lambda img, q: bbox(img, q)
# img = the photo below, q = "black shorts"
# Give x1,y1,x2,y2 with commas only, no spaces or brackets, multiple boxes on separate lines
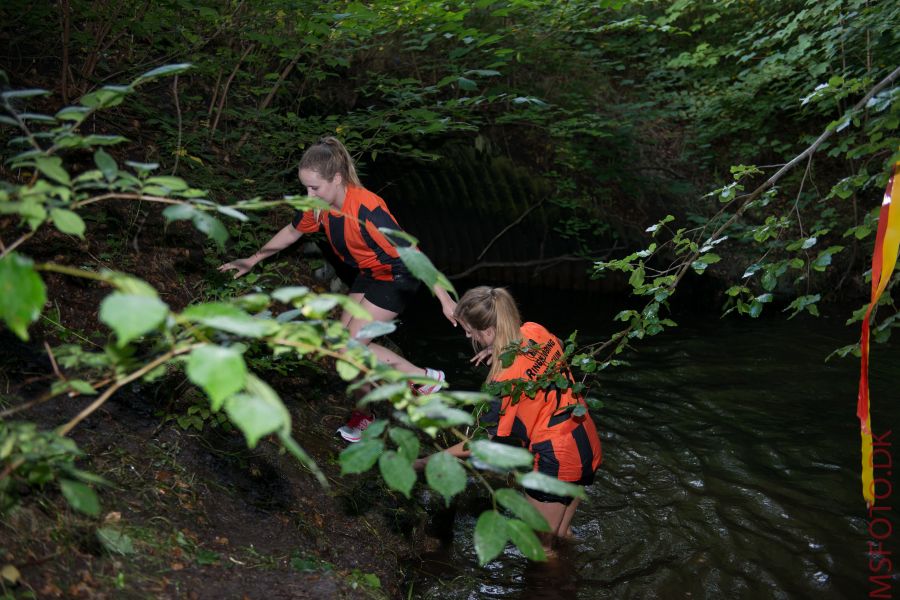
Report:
525,470,595,506
350,274,420,314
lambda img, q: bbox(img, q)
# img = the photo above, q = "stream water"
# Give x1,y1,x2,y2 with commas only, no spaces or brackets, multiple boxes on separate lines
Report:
395,284,898,599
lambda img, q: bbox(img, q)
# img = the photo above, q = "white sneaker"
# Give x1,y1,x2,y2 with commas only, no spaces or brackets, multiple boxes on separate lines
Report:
414,368,445,395
336,410,375,443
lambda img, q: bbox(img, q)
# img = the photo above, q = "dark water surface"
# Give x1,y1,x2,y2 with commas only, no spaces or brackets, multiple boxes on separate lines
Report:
397,286,898,599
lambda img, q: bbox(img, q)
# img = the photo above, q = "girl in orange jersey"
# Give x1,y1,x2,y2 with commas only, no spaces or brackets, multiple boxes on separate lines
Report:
220,137,457,442
414,286,602,544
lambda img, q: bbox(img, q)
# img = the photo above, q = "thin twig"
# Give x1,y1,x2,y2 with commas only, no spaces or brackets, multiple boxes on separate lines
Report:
584,65,900,359
56,346,195,437
43,342,62,380
171,75,182,176
0,378,112,420
60,0,70,103
475,199,545,262
0,230,35,259
69,192,187,210
207,69,222,119
210,44,254,138
233,49,305,154
450,254,595,280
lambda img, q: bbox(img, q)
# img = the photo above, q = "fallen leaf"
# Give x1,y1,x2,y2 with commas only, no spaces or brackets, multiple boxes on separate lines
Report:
1,564,20,584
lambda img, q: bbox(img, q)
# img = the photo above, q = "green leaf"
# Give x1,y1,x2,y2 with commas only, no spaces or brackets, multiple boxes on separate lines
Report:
233,293,270,313
395,246,456,296
181,303,276,337
474,510,508,565
59,478,100,516
361,419,388,441
464,69,501,77
124,160,158,173
224,376,289,447
272,286,310,303
35,156,71,186
340,439,384,474
335,359,361,381
376,227,419,246
360,382,409,405
216,205,248,221
506,518,546,561
93,149,117,180
145,176,188,191
355,320,396,340
133,63,192,86
50,208,85,238
2,88,50,100
80,86,129,109
106,272,158,296
389,427,419,462
96,527,135,555
81,134,128,146
162,204,196,221
517,471,586,500
425,451,467,506
68,380,97,395
0,253,46,341
18,112,55,123
457,77,477,91
378,450,416,498
99,293,169,346
192,212,228,251
413,399,474,427
495,488,550,532
55,106,91,123
301,295,339,317
186,345,247,411
470,440,534,469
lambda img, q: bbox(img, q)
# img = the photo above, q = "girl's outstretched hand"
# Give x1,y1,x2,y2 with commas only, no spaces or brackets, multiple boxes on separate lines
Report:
218,257,256,279
441,300,458,327
471,347,492,367
433,285,457,327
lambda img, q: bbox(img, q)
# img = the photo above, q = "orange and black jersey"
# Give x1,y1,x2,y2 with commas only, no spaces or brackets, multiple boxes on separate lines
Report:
482,322,602,482
292,186,412,282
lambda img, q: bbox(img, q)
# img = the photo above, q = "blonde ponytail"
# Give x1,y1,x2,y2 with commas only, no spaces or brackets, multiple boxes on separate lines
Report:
453,286,522,382
298,136,362,187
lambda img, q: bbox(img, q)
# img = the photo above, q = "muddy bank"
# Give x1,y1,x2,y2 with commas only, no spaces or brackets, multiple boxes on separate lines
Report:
0,208,427,599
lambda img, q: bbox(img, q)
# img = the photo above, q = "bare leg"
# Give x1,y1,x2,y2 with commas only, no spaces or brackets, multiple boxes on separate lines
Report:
344,297,427,376
338,293,365,328
527,496,568,551
336,294,429,421
557,497,581,539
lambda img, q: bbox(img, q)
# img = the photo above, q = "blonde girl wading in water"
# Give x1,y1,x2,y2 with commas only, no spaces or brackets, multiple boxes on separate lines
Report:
414,286,602,547
219,137,457,442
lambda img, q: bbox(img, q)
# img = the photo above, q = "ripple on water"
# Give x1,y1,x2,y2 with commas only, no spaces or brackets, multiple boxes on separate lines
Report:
408,315,893,599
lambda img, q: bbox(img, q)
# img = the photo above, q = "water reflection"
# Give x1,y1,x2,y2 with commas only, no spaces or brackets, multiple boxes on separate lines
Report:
401,300,896,599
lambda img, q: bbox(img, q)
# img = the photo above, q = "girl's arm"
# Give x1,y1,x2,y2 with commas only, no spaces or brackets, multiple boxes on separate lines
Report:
413,439,475,471
433,284,457,327
218,224,303,279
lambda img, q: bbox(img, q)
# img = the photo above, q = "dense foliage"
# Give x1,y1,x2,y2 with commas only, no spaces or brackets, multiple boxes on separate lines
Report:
1,0,898,567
